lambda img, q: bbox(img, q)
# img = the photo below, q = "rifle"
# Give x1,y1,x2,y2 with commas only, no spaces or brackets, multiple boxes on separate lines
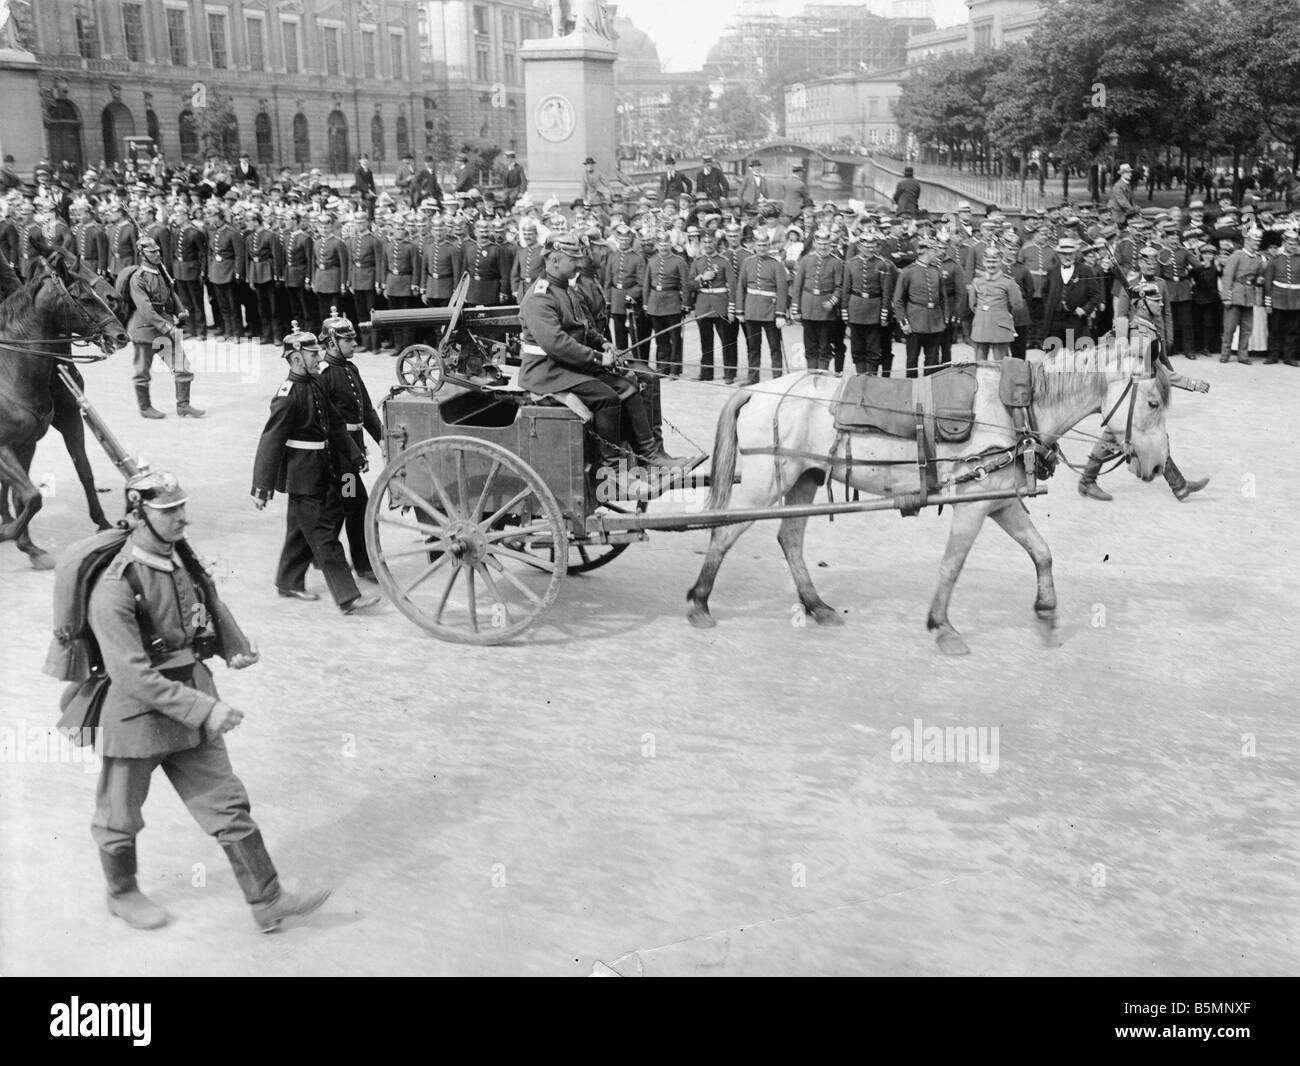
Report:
56,365,258,668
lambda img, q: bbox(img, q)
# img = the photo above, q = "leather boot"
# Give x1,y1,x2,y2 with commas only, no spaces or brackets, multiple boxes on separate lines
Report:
222,830,331,933
1164,457,1209,501
1077,443,1114,501
100,846,169,930
623,392,701,470
175,378,205,418
135,384,165,419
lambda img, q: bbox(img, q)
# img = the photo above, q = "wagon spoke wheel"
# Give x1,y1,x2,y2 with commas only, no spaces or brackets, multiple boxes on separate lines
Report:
499,495,648,574
365,436,567,645
396,343,445,391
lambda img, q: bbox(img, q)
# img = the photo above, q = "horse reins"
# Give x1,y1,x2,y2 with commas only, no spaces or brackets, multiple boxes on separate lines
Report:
0,267,121,362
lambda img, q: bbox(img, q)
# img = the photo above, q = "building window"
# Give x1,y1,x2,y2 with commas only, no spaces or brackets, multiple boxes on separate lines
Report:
361,30,376,78
473,5,489,36
503,48,516,83
293,112,310,164
390,33,406,80
208,12,228,69
396,114,409,157
179,109,198,161
122,4,146,62
246,17,265,71
502,14,515,42
167,8,189,66
973,23,993,52
867,98,878,118
370,114,385,161
282,19,300,74
323,26,341,76
475,45,490,82
255,112,273,164
75,8,100,60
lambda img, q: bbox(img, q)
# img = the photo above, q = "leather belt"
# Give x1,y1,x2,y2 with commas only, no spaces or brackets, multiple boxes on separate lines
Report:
345,423,362,432
286,439,325,450
749,288,777,297
1274,282,1300,289
699,287,729,294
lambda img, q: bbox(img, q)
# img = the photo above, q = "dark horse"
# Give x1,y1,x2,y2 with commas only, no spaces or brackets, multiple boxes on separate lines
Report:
0,252,129,569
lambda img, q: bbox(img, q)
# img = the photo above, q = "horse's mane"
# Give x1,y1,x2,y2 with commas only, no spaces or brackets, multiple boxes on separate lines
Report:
0,272,42,334
1029,361,1108,410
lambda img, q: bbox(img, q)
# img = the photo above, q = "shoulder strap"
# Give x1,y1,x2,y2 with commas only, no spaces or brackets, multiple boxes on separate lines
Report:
120,561,167,662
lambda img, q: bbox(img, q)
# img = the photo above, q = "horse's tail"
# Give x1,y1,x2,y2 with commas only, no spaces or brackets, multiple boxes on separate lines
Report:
704,389,752,512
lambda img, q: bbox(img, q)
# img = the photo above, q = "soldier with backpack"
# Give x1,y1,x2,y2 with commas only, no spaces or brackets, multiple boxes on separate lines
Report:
125,236,204,419
59,468,331,932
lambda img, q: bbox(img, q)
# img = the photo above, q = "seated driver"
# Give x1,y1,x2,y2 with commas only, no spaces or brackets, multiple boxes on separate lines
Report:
519,234,700,488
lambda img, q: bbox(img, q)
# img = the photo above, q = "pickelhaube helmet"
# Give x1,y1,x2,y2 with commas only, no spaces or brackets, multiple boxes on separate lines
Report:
281,322,320,361
125,467,188,512
136,236,161,256
319,305,356,344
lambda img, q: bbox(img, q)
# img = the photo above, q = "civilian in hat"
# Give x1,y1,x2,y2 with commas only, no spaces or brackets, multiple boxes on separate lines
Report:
410,154,442,210
782,165,812,224
893,166,922,216
1042,236,1101,348
1107,163,1136,225
581,156,613,211
501,149,527,208
697,154,729,202
660,156,691,202
234,151,259,188
0,154,20,193
738,159,768,212
1189,239,1223,357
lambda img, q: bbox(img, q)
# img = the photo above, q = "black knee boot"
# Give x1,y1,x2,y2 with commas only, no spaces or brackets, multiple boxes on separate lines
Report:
222,830,331,933
1163,456,1209,501
622,392,692,468
100,845,169,930
1078,442,1114,501
175,378,205,418
135,384,165,419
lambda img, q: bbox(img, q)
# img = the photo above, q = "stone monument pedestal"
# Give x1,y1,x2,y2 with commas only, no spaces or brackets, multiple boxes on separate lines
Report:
0,48,43,169
521,33,617,206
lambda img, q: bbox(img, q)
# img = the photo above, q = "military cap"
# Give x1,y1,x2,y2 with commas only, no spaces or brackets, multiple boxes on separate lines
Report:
582,156,596,165
1188,200,1205,211
549,233,583,257
125,468,188,512
1055,236,1080,254
1137,243,1160,258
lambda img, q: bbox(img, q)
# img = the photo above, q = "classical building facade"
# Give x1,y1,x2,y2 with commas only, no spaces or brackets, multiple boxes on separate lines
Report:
26,0,422,175
905,0,1043,66
783,68,907,150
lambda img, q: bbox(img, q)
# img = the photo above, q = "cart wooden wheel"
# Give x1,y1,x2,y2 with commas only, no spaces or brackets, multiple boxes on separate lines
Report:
498,496,647,574
396,343,445,390
365,436,567,644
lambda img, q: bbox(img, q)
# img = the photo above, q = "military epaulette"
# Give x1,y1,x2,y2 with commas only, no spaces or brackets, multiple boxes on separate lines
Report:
276,380,293,398
532,279,549,294
103,550,132,582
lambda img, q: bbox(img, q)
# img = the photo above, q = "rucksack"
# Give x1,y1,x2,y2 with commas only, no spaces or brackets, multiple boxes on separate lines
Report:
114,263,140,304
44,529,129,683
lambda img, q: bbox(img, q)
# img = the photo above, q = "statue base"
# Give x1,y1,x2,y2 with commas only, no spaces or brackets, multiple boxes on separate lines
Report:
0,50,43,171
521,34,618,207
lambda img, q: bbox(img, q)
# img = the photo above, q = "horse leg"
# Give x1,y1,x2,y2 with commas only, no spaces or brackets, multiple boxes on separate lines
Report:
0,443,51,569
777,470,842,626
687,519,758,629
54,403,111,530
990,501,1060,647
926,501,994,656
13,440,54,569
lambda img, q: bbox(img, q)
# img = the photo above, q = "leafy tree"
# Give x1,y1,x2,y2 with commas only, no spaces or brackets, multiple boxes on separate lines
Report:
708,87,771,144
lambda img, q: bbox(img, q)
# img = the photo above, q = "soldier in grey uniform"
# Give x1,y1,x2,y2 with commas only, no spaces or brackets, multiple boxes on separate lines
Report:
86,468,330,932
127,237,204,419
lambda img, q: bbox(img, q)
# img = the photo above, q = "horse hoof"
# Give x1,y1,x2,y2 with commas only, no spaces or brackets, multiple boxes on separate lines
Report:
1034,611,1063,648
935,629,970,656
28,552,55,571
811,605,844,627
686,607,717,630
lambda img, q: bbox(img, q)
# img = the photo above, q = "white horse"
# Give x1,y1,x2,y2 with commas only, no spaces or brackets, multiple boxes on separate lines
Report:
686,358,1172,655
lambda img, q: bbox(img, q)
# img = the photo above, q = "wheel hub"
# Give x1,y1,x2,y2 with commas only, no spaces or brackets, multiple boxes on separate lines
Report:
443,519,488,564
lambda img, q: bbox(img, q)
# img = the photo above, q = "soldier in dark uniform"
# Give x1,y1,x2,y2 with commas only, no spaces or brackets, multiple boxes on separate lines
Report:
1263,225,1300,365
168,204,207,340
127,237,204,419
84,467,331,932
511,219,546,306
735,231,789,384
251,328,380,614
791,228,844,371
282,209,315,335
891,236,948,377
71,197,109,279
519,235,694,491
244,209,278,346
600,223,644,360
460,218,509,308
107,199,139,282
205,203,242,341
311,212,349,334
643,231,690,376
420,215,461,308
686,231,735,381
840,229,897,375
318,309,383,579
345,210,385,351
381,214,420,353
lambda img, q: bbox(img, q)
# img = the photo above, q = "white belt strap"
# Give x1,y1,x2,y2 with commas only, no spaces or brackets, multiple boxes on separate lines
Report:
749,288,777,297
286,439,326,450
345,422,362,431
522,343,547,357
699,287,729,294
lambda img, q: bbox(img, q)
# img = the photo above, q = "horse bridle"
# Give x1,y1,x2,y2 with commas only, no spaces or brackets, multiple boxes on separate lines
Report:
0,265,122,362
1098,372,1158,465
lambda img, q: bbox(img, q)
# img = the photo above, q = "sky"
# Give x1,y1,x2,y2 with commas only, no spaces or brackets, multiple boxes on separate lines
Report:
610,0,973,72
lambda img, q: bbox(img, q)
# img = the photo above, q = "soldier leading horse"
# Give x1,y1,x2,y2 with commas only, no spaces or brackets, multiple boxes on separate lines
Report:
0,252,129,568
687,357,1172,654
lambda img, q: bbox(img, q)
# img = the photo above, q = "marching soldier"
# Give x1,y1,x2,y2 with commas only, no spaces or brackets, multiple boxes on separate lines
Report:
643,231,690,377
169,204,207,340
420,215,461,308
841,229,897,376
250,327,380,615
735,232,789,384
345,211,385,351
686,231,735,382
790,228,844,371
127,236,204,420
244,209,278,347
891,236,948,377
204,203,242,341
311,212,349,334
84,467,331,932
318,309,383,579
